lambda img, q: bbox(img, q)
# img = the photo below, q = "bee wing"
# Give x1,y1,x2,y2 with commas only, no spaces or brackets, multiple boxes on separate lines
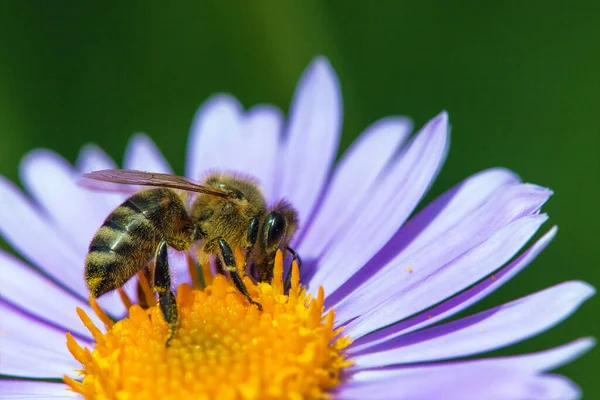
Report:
77,176,139,194
82,169,229,197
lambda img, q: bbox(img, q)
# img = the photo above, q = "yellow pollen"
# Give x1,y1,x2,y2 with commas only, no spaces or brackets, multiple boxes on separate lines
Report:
65,251,353,399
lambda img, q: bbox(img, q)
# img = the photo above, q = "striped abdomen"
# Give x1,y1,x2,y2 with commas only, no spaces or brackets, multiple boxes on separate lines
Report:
85,188,191,297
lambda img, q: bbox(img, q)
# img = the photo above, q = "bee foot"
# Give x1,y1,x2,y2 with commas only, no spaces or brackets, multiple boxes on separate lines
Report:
251,299,263,311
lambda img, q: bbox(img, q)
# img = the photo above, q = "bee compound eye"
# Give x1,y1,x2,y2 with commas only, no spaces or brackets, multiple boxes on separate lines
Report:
264,212,286,249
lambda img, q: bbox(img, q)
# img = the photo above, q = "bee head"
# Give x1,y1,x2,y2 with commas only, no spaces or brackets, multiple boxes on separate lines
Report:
262,200,298,254
253,200,298,282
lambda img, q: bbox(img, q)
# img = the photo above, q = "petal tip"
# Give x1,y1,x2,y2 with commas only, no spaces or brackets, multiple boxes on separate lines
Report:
202,93,243,110
545,225,559,239
19,148,67,184
581,282,597,298
309,55,334,75
578,336,597,351
301,56,340,94
78,143,103,157
20,148,58,167
190,93,244,131
564,280,597,302
131,131,149,140
439,109,449,122
429,110,449,128
424,110,449,136
126,132,152,151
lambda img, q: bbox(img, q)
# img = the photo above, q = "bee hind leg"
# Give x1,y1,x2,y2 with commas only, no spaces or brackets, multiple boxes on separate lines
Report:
216,238,262,311
153,240,179,346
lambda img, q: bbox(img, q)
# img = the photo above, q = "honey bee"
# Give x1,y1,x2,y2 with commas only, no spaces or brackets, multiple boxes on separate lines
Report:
83,169,299,343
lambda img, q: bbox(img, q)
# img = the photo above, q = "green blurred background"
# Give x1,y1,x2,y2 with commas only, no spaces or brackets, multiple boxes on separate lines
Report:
1,1,598,396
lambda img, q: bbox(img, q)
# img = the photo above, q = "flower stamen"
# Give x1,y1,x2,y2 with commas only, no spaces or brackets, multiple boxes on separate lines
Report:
65,251,353,399
136,269,156,307
88,296,114,329
117,287,133,310
186,253,203,289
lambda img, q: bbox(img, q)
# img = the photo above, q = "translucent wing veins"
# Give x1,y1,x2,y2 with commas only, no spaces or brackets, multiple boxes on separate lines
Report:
82,169,230,197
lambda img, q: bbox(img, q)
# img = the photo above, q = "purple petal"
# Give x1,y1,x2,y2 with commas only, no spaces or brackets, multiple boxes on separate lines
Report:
185,94,244,180
124,133,173,173
350,281,594,367
0,176,128,317
0,380,77,399
75,144,131,224
350,227,557,351
382,168,520,255
234,105,283,202
343,214,548,338
76,143,118,172
275,57,342,227
202,104,284,202
333,182,551,325
0,176,88,297
0,302,80,378
0,250,100,340
336,369,580,400
298,117,412,258
20,150,111,253
326,167,520,306
169,247,193,287
309,111,449,295
351,337,595,379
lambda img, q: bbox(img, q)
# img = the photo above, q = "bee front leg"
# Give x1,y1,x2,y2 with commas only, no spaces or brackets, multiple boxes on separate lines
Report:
243,216,260,275
153,240,179,346
215,238,262,311
284,246,302,292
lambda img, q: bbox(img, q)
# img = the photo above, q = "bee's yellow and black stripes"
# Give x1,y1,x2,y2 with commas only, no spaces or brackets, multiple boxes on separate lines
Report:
85,189,191,298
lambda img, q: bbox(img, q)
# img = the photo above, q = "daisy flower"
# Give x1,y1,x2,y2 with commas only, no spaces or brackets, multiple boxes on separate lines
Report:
0,57,595,400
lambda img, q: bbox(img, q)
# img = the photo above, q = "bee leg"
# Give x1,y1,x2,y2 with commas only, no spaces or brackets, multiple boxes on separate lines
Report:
284,246,302,291
153,240,179,346
239,216,260,280
216,238,263,311
243,216,260,274
214,257,225,276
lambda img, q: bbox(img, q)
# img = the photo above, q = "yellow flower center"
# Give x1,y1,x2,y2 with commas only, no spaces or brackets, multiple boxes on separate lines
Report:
64,251,353,400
